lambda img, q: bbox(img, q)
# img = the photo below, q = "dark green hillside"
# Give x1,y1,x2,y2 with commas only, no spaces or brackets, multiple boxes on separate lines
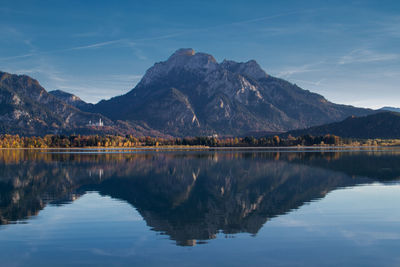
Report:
286,112,400,139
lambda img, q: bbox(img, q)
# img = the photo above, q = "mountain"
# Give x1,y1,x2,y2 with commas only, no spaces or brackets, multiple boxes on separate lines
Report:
0,71,165,136
380,106,400,113
285,111,400,139
90,48,374,136
49,89,94,111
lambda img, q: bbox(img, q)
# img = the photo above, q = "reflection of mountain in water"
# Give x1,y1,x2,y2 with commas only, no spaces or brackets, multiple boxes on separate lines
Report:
0,149,399,246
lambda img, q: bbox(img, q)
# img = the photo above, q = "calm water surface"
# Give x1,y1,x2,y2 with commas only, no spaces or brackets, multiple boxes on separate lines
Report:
0,149,400,266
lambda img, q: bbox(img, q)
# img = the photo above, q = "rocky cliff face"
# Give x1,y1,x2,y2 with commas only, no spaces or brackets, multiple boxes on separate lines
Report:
91,48,374,136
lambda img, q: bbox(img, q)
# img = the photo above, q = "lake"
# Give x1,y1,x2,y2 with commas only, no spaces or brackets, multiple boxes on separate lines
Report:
0,148,400,266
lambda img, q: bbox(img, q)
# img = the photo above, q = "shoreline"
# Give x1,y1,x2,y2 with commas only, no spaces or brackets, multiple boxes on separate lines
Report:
1,145,400,151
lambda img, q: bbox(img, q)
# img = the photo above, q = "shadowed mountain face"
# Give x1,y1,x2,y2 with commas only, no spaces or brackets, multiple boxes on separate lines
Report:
0,149,398,246
286,111,400,139
91,48,373,136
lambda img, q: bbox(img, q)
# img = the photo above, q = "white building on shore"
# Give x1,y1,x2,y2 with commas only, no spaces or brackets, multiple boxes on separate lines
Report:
88,118,104,127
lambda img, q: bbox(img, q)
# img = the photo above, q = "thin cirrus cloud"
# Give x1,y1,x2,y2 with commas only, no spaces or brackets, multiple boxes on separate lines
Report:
0,39,127,61
5,57,143,103
274,62,324,79
56,73,143,102
0,34,180,62
338,49,399,65
0,9,313,62
69,39,125,50
10,61,68,84
290,78,325,87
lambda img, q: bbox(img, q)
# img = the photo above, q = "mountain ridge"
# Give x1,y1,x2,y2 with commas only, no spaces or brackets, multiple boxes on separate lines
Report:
284,111,400,139
380,106,400,113
49,89,94,111
0,48,381,137
89,48,374,136
0,71,168,137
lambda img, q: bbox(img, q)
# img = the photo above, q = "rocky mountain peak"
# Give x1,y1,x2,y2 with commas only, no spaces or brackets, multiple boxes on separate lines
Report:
0,71,44,99
169,48,196,58
49,89,94,111
90,49,373,137
221,59,268,80
166,48,217,70
140,48,218,86
50,90,82,101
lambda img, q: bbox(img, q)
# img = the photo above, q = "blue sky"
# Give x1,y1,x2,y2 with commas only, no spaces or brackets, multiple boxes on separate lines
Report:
0,0,399,108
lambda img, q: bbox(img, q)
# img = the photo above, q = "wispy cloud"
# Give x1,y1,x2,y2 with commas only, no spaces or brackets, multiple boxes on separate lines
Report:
212,8,326,33
0,39,126,61
0,7,29,15
56,81,136,103
45,72,143,103
1,9,315,62
0,35,182,62
0,25,20,36
9,60,68,85
275,61,324,79
154,9,321,39
227,10,310,27
341,229,400,246
107,74,143,81
290,78,325,87
71,31,102,38
0,25,35,51
69,39,125,50
338,49,399,65
374,15,400,38
0,52,36,61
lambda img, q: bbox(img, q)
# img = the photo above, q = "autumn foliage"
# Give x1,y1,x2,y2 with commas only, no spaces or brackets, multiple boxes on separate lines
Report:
0,134,347,148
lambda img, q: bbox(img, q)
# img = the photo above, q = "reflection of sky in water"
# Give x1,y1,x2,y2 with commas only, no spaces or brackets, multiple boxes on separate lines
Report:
1,183,400,266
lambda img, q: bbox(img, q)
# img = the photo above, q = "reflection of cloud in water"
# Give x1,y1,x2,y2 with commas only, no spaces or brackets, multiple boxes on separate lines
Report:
341,230,400,245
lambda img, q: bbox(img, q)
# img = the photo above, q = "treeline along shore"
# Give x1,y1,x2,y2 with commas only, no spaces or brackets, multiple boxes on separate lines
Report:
0,134,399,148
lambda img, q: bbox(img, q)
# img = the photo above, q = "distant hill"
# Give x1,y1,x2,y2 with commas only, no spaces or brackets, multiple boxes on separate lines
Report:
49,90,94,111
380,106,400,113
285,111,400,139
89,48,374,136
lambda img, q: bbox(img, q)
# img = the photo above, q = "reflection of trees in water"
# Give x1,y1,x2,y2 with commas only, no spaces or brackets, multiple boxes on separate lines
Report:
0,150,398,245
